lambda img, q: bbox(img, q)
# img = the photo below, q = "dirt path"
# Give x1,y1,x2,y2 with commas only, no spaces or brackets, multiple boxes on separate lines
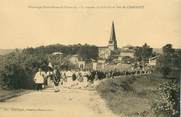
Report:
0,88,126,117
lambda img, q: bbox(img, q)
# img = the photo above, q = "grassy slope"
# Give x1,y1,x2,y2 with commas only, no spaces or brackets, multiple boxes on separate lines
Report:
96,74,167,117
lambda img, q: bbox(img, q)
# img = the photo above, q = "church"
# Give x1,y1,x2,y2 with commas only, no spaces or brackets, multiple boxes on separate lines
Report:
98,21,119,59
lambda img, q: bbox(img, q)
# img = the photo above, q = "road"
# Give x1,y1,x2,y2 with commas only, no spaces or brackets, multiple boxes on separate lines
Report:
0,88,125,117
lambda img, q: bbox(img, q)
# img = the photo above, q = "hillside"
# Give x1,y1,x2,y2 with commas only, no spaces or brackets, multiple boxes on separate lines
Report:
96,74,180,117
0,49,14,55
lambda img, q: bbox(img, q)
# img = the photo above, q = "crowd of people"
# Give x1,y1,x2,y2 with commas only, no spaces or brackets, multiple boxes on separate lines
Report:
33,65,93,92
33,63,154,92
34,67,62,92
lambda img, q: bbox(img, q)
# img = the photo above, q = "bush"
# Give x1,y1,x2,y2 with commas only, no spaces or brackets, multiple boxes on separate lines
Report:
0,50,48,89
152,80,180,117
0,63,28,89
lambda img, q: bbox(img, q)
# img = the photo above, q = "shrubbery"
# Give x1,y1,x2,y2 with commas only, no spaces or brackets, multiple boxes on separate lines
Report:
0,49,49,89
153,44,180,116
152,80,180,117
0,62,27,89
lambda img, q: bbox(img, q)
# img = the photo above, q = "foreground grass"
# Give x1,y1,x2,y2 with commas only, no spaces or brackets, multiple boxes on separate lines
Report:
96,74,167,117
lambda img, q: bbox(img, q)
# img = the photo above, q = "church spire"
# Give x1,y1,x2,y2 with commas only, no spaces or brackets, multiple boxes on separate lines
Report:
110,21,116,42
108,21,117,50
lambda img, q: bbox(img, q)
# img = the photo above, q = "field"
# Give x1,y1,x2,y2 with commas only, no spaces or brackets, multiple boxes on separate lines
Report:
96,74,171,117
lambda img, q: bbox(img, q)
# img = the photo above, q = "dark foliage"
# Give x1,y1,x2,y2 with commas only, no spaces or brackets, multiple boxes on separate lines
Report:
134,43,153,61
157,44,181,80
0,44,98,89
23,44,98,60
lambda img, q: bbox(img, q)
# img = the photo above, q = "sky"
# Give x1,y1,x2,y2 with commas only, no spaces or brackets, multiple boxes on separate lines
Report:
0,0,181,49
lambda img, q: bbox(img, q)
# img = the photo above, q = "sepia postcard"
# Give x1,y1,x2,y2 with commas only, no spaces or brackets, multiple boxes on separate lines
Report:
0,0,180,117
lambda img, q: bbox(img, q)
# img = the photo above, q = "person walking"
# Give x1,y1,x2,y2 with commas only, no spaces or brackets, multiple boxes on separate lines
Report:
94,71,98,80
46,64,54,88
61,70,67,88
81,70,88,88
66,69,73,88
34,68,45,91
53,68,61,92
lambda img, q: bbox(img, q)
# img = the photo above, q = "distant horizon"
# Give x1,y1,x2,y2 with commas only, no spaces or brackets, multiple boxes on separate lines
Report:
0,42,180,50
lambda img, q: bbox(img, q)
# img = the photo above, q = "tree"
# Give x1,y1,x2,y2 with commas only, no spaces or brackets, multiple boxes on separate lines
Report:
163,44,175,56
158,44,180,80
134,43,153,61
0,51,29,89
77,44,98,60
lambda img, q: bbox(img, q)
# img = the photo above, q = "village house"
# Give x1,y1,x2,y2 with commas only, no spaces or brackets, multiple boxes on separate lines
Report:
118,45,136,64
69,55,97,70
69,54,82,65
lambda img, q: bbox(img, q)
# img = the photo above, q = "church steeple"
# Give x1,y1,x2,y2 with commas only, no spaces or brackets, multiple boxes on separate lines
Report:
108,21,117,50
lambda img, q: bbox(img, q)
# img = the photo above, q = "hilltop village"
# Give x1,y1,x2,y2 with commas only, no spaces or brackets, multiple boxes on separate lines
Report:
48,22,157,72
